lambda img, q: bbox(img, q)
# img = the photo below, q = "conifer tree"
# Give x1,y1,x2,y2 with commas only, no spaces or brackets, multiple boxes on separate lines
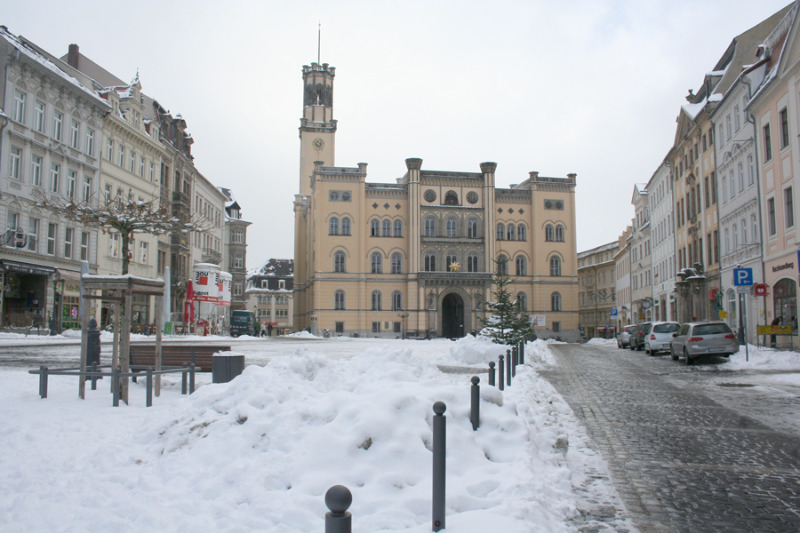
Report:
481,258,535,345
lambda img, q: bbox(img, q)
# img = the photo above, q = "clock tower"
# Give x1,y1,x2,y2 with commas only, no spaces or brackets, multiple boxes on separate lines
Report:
299,62,336,196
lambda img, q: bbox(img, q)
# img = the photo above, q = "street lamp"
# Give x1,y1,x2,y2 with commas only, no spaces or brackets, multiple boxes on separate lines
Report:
397,309,409,340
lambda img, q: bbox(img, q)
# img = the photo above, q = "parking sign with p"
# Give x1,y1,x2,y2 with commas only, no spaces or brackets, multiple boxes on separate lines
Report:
733,268,753,286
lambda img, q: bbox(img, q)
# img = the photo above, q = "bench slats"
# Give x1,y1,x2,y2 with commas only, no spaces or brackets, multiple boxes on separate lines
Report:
129,345,231,372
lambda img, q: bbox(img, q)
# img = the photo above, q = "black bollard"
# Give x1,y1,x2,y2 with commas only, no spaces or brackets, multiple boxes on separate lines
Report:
512,346,518,377
181,363,188,395
325,485,352,533
470,376,480,431
506,349,512,386
39,365,48,398
189,363,196,394
87,318,101,367
91,362,98,391
519,341,525,365
498,355,505,391
112,367,120,407
488,361,495,387
432,401,446,532
146,367,154,407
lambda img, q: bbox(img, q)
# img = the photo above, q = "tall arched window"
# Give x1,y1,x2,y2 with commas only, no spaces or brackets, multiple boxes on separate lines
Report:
517,224,526,241
371,252,383,273
555,224,565,242
468,219,479,238
551,292,562,312
425,252,436,272
391,290,402,311
496,223,505,241
334,251,346,273
341,217,351,235
446,218,457,238
516,255,527,276
507,224,515,241
393,219,403,237
382,219,391,237
517,292,527,312
467,254,479,273
497,255,509,275
444,190,459,205
329,217,339,235
334,290,345,310
545,224,555,241
446,254,458,271
371,290,382,311
370,219,380,236
391,252,402,273
550,256,562,277
726,288,737,329
773,278,796,324
425,217,436,237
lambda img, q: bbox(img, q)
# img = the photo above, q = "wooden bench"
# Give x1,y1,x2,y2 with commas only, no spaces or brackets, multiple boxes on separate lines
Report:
129,345,231,372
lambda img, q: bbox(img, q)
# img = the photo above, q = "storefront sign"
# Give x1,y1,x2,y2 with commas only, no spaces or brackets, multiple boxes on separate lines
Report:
772,262,794,273
754,283,768,296
757,325,792,335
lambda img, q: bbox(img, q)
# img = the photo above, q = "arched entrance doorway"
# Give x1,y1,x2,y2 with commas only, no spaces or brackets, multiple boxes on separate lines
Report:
442,293,465,338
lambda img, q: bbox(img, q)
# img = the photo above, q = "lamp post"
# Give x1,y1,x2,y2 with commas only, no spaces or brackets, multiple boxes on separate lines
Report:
50,271,60,335
398,310,409,339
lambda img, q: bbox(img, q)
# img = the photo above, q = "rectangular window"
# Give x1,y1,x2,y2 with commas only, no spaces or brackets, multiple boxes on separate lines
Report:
31,155,42,187
234,282,243,296
9,146,22,180
47,223,57,255
86,129,94,156
118,145,125,167
764,124,773,161
34,100,45,133
149,161,155,182
704,177,710,208
780,107,790,149
67,170,76,199
139,156,145,177
140,241,148,263
81,176,91,202
713,230,719,264
70,119,80,149
28,218,39,252
553,322,561,333
104,183,112,204
13,89,26,123
372,322,381,333
50,162,60,192
335,322,344,334
53,111,63,141
129,151,136,173
7,212,19,234
109,232,120,258
785,187,794,228
80,231,89,261
106,138,114,160
234,256,244,268
64,228,73,259
767,197,776,236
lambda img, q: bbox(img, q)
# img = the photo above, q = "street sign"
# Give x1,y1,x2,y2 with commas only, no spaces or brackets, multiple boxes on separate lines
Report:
719,310,729,319
733,268,754,286
754,283,768,296
610,308,618,317
737,285,751,294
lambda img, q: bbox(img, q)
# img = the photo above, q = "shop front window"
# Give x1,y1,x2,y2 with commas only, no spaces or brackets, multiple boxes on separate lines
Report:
773,278,797,328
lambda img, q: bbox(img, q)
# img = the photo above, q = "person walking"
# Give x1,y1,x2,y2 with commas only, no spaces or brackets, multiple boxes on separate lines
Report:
770,315,781,348
267,323,273,337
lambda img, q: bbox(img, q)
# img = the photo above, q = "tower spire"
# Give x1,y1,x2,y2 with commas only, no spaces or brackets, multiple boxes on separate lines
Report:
317,22,321,64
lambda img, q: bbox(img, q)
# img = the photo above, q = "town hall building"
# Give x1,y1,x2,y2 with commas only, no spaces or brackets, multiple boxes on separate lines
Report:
293,61,579,340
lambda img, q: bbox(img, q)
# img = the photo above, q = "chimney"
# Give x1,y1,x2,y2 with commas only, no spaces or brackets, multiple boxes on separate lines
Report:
67,44,79,68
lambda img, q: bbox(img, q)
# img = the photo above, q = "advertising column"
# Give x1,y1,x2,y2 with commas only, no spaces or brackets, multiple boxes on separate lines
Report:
193,263,220,335
217,271,232,334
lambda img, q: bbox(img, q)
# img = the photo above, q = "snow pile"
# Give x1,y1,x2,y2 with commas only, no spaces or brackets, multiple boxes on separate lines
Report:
586,338,616,346
284,330,320,339
0,338,617,532
447,335,507,365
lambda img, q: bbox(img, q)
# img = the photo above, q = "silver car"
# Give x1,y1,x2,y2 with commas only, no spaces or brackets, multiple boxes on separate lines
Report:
670,321,739,364
617,324,636,348
645,321,681,355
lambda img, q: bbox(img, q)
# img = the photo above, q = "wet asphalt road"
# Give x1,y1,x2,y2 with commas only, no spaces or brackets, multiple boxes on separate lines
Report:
540,342,800,533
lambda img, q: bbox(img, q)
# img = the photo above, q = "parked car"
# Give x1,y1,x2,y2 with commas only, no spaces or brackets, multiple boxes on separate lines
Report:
644,321,681,355
669,321,739,364
630,322,652,351
617,324,636,348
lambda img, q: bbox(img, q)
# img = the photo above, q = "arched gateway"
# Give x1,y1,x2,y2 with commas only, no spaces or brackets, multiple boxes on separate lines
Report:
441,293,465,338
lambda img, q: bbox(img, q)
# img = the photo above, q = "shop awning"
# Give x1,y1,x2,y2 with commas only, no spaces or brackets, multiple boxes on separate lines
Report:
1,259,57,277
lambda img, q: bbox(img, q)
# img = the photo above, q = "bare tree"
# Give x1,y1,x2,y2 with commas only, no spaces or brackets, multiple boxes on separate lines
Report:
34,190,205,274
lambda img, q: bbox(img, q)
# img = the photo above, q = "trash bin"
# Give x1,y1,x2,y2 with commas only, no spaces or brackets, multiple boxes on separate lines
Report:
212,352,245,383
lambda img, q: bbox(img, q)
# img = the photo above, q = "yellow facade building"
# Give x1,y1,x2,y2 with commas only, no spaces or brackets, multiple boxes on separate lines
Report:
293,62,579,340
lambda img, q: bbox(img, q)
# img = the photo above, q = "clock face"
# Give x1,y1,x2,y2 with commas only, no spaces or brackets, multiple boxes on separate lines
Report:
312,137,325,150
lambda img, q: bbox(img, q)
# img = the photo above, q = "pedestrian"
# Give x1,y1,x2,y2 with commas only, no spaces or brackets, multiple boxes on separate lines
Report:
770,315,781,348
267,323,273,337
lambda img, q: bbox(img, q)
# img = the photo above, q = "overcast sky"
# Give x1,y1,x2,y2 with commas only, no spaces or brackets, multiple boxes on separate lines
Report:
4,0,794,269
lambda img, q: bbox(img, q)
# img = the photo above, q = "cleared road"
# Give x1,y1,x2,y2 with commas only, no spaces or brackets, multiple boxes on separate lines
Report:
541,342,800,533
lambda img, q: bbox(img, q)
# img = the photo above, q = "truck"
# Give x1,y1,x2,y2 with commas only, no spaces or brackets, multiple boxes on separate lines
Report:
230,310,256,337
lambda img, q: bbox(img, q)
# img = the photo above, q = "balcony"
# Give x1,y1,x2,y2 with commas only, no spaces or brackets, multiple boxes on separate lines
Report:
202,248,222,264
172,190,189,208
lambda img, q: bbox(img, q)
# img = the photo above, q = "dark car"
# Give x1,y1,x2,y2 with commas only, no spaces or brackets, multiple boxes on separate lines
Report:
630,322,652,351
617,324,637,348
670,321,739,364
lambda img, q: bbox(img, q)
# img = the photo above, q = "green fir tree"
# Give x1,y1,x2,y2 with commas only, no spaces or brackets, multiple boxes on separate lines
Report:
481,258,535,345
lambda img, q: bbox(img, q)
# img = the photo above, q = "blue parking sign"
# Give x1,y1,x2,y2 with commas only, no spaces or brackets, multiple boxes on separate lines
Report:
733,268,753,286
610,308,618,317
